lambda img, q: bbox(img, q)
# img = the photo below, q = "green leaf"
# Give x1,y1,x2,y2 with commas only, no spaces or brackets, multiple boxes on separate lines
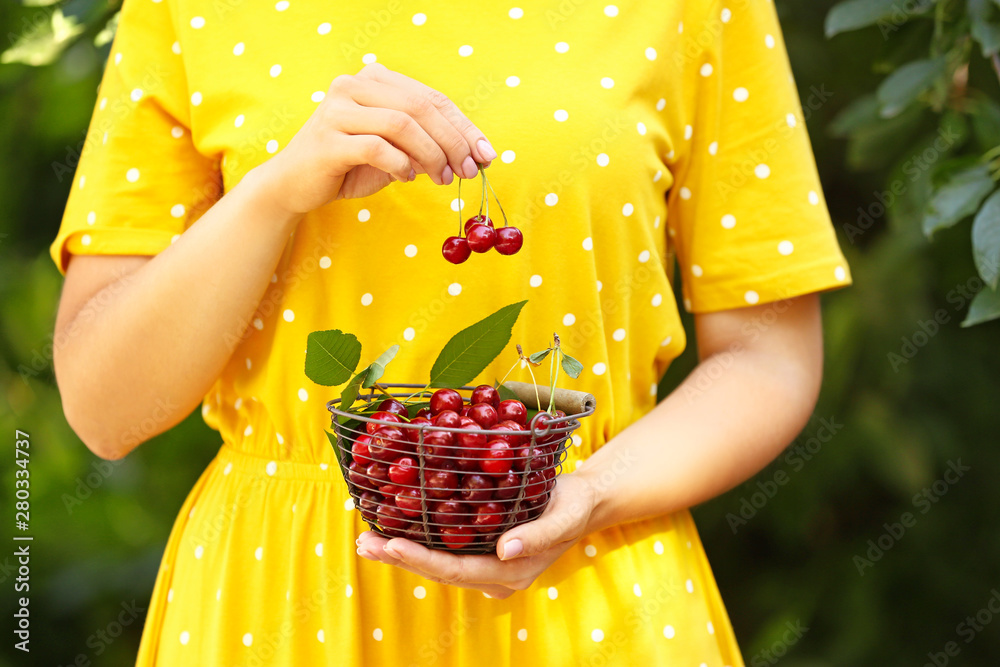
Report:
961,284,1000,326
825,0,931,38
923,165,995,237
337,369,368,412
973,190,1000,289
429,301,528,388
0,8,85,66
829,95,880,138
529,349,551,364
560,353,584,379
845,104,925,171
876,58,946,119
361,344,399,388
94,12,120,49
968,95,1000,150
325,429,350,473
496,382,519,402
304,330,362,386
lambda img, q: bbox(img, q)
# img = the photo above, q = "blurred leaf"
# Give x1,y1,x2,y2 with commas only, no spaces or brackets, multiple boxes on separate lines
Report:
969,0,1000,55
876,58,946,118
304,330,362,386
967,94,1000,149
1,8,85,66
428,301,527,388
93,11,120,48
972,190,1000,287
923,164,995,236
829,95,880,138
961,284,1000,325
825,0,924,38
846,104,925,171
361,344,399,388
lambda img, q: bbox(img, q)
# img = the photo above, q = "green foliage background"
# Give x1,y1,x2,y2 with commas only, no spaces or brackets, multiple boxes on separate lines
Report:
1,1,999,665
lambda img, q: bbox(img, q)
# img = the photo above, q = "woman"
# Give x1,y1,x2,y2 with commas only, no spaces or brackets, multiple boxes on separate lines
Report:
51,0,850,664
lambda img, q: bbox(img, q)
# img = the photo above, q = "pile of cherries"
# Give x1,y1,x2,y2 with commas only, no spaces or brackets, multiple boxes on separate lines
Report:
342,385,568,550
442,216,523,264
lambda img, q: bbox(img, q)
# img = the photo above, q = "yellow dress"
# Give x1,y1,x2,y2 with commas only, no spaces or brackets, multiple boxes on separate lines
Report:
52,1,851,664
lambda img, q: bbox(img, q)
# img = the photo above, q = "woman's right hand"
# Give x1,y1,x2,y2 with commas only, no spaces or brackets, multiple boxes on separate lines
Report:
255,63,497,214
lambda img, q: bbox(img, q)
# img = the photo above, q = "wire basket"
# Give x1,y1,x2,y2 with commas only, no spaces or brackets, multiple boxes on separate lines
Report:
327,383,596,554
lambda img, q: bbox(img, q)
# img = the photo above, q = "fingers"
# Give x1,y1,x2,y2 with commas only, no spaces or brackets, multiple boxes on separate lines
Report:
357,64,496,169
338,135,415,184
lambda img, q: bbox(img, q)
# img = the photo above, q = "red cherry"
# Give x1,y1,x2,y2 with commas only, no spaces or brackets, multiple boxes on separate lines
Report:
406,416,433,442
494,227,523,255
378,482,402,497
416,430,454,468
524,470,547,499
388,456,419,486
366,411,402,435
460,405,473,417
441,525,475,549
376,503,408,530
464,215,493,235
497,400,528,426
470,384,501,409
442,236,471,264
496,420,528,446
494,472,521,500
395,487,426,517
415,407,433,419
351,434,375,467
369,425,409,461
424,469,459,500
433,410,461,429
358,490,382,513
473,501,506,530
466,224,497,253
459,474,496,502
365,462,390,489
513,446,553,473
347,461,374,491
432,500,471,527
480,440,514,475
456,423,487,450
430,388,463,415
458,416,478,429
468,403,499,429
377,398,408,416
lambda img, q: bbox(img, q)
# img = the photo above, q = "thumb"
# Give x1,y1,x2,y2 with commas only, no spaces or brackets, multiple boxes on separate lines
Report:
496,504,578,561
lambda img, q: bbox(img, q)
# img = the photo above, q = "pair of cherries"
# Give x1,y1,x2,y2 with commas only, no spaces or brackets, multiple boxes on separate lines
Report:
442,216,524,264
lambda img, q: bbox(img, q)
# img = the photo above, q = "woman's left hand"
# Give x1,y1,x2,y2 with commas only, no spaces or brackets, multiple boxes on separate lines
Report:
355,472,599,599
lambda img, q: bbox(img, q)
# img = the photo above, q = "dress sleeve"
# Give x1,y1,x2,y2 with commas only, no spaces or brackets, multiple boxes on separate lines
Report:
49,0,220,275
667,0,851,312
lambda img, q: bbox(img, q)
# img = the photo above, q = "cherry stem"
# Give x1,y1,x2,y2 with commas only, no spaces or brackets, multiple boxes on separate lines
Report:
516,344,542,410
457,177,463,236
481,167,509,227
548,340,558,414
479,165,487,219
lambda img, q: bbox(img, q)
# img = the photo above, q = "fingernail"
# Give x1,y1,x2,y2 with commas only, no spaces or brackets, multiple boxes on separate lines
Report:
408,168,416,182
356,537,361,546
441,165,454,185
501,539,523,560
383,545,401,559
461,155,478,179
478,139,498,162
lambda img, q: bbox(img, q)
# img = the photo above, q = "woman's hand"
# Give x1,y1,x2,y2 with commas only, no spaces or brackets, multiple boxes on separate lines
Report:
254,63,496,213
356,473,598,600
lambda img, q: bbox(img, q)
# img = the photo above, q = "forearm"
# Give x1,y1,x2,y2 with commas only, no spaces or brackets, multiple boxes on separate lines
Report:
576,342,821,535
55,167,301,457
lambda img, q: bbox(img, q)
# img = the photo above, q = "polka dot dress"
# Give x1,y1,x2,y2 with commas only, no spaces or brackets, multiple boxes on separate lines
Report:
51,1,850,665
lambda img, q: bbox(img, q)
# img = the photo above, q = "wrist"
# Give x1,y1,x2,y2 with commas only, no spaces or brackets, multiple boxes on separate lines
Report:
240,160,303,233
572,464,619,536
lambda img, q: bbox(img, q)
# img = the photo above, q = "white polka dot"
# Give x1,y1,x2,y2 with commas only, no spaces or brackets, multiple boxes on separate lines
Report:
509,7,524,19
276,433,284,445
346,584,353,597
362,53,377,64
169,204,186,219
317,22,331,34
835,266,847,281
592,362,607,376
317,629,325,643
403,327,415,341
343,497,354,511
168,588,174,602
311,91,325,103
190,16,205,29
653,215,660,228
591,629,605,642
130,88,144,102
744,290,760,304
319,256,331,269
448,283,462,296
554,109,568,122
660,336,672,347
99,98,107,111
650,382,658,396
555,42,570,55
459,45,474,57
684,297,692,311
283,309,295,322
765,34,776,48
126,168,140,183
315,542,323,557
582,237,593,251
190,92,202,106
651,293,662,307
358,209,371,222
596,153,609,167
361,293,373,306
584,544,597,557
171,125,183,139
721,214,736,229
638,250,651,263
809,190,820,205
679,21,684,33
604,5,618,17
170,234,180,245
547,587,558,600
686,579,694,593
622,203,634,216
684,125,693,140
86,211,96,225
171,41,181,54
529,274,543,287
102,132,108,144
562,313,576,326
250,317,264,331
244,424,254,437
679,187,692,200
275,0,289,10
692,264,703,277
373,628,383,641
234,114,245,128
413,586,426,599
517,628,528,641
223,462,233,475
600,77,614,89
708,141,718,155
179,630,190,645
707,621,715,634
733,87,749,102
545,193,559,206
755,164,771,179
656,98,666,111
778,240,794,255
636,123,648,137
298,388,308,401
700,63,714,77
412,13,426,25
80,234,92,246
663,625,675,639
612,328,626,341
596,280,603,292
265,460,277,476
269,64,282,77
266,140,278,154
654,170,662,182
501,150,516,163
449,199,464,212
644,46,657,61
233,42,245,56
786,113,797,128
506,75,520,87
194,545,204,559
653,540,664,554
633,583,642,597
242,633,253,647
404,244,418,258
